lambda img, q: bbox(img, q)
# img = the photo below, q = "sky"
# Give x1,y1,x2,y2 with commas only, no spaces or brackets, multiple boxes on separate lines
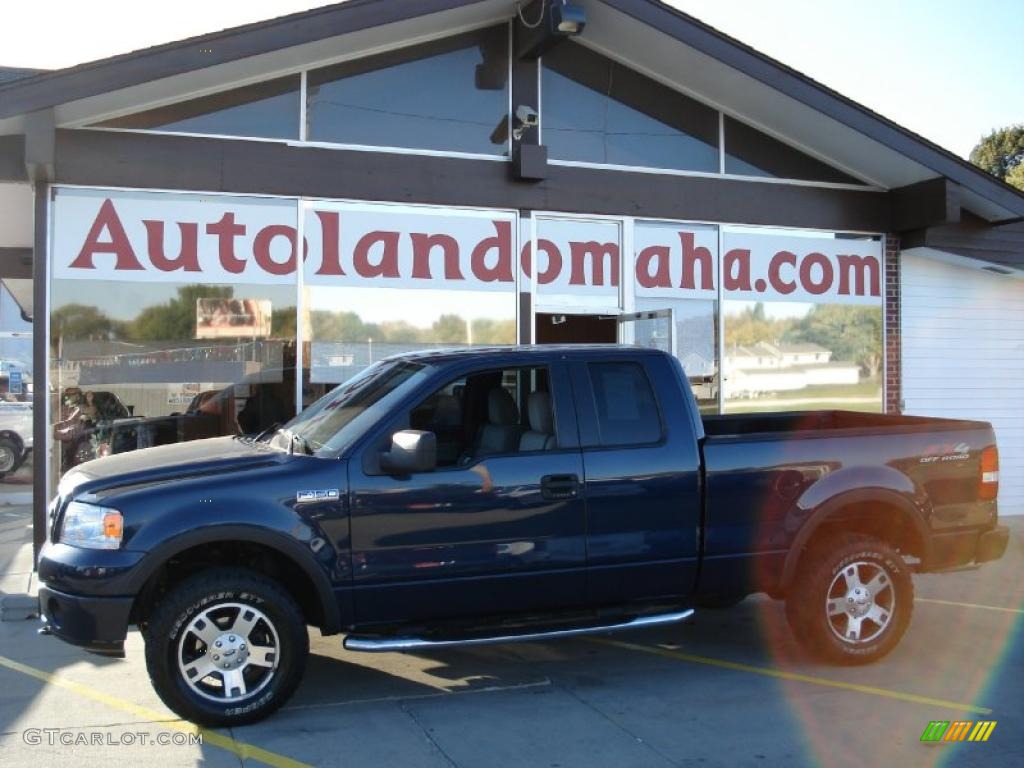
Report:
0,0,1020,158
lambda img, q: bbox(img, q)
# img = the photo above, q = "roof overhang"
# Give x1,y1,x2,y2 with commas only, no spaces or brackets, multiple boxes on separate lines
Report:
0,0,1021,224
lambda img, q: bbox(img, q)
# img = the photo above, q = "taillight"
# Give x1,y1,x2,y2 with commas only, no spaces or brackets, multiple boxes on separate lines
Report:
979,446,999,501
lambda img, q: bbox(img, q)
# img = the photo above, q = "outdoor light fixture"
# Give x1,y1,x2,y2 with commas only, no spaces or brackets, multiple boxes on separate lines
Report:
515,0,587,59
550,1,586,35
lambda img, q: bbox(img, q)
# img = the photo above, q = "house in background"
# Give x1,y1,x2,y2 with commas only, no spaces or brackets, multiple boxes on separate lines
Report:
724,341,859,399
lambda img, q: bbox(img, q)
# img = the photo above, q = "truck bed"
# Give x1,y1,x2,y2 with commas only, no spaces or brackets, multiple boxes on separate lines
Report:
701,410,989,439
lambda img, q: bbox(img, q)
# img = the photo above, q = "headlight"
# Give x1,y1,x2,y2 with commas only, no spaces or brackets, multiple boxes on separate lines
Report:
60,501,123,550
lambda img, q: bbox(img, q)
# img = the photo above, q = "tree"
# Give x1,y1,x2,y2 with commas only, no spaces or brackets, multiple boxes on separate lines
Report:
969,125,1024,184
1006,162,1024,192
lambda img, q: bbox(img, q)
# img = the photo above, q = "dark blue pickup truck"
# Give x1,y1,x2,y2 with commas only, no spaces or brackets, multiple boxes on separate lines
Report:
38,346,1008,725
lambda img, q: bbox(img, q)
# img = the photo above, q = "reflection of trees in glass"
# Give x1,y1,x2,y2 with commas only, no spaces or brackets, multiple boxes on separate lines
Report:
53,290,515,346
788,305,882,378
725,302,882,376
310,310,514,345
725,303,795,348
129,285,233,341
52,304,125,341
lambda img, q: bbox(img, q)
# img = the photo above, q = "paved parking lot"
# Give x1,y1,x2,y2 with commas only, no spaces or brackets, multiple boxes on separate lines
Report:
1,504,1021,767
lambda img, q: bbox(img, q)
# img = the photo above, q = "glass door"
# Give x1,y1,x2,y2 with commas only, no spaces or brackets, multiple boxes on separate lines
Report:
618,309,675,355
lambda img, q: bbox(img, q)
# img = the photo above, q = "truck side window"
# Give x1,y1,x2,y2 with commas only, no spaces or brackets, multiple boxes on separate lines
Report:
587,362,663,446
402,365,555,468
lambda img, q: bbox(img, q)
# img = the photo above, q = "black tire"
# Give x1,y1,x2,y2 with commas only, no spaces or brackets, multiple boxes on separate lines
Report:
143,568,309,726
0,437,20,477
785,534,913,665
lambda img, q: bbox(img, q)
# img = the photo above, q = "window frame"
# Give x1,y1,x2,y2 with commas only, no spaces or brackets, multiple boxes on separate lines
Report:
577,358,667,450
361,362,568,476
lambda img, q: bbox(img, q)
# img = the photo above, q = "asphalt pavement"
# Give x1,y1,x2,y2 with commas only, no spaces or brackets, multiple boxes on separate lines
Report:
1,503,1021,768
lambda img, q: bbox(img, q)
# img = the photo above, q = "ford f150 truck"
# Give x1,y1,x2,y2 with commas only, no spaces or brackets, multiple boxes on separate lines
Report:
37,346,1008,725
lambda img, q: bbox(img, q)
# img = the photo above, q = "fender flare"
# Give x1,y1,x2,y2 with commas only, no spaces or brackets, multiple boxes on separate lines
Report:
779,488,930,591
127,524,342,634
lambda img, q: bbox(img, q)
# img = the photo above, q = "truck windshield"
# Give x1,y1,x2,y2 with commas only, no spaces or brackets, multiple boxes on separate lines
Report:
270,359,430,456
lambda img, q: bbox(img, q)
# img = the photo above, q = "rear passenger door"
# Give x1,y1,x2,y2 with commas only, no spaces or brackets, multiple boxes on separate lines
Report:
348,360,588,625
571,355,702,604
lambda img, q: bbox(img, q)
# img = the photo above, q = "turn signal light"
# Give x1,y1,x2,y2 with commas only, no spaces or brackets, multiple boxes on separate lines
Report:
102,511,123,539
979,446,999,501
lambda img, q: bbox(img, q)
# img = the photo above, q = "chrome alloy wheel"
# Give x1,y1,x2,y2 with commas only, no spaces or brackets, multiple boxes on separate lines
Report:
0,444,15,473
825,561,895,644
177,602,280,703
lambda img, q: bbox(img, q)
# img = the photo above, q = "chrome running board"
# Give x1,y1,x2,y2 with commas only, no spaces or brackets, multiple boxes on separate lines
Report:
343,608,694,652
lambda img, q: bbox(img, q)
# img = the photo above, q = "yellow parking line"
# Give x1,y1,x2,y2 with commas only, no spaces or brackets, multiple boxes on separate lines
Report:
916,597,1024,615
0,655,310,768
590,639,993,715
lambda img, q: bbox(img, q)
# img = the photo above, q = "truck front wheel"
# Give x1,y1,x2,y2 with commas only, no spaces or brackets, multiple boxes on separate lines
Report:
785,534,913,665
143,568,309,726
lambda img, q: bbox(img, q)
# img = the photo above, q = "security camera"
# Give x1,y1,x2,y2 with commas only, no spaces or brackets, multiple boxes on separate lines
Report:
516,105,539,127
513,105,539,141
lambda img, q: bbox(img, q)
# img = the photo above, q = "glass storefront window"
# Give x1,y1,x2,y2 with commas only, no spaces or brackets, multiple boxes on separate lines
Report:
720,227,883,413
300,201,518,404
722,300,883,412
635,297,719,413
542,42,719,172
723,116,863,185
50,281,298,476
306,26,510,156
94,76,301,140
48,189,300,489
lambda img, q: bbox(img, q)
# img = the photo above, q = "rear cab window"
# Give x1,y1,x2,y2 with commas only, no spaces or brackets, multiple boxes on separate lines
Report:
586,361,664,447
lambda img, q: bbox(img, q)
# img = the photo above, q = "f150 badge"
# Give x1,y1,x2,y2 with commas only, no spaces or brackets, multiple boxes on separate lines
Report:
296,489,341,503
919,442,971,464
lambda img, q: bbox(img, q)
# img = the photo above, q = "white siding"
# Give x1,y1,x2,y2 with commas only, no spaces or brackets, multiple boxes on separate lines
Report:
901,253,1024,516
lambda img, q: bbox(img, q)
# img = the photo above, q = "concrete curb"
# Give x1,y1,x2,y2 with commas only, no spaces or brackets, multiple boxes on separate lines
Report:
1,593,38,621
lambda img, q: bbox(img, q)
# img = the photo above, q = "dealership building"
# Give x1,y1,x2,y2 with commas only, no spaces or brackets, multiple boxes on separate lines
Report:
0,0,1022,551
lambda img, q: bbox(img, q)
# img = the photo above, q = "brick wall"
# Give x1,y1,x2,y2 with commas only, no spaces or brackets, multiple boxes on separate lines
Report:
884,234,901,414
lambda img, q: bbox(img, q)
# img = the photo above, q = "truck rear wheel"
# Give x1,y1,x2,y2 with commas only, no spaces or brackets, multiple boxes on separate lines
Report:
143,568,309,726
785,534,913,665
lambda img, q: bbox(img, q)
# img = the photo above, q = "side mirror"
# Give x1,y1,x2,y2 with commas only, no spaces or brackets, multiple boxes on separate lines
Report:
380,430,437,474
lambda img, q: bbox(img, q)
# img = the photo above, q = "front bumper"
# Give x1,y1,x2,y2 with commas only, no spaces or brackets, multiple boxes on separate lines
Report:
35,539,145,657
925,525,1009,571
37,585,132,656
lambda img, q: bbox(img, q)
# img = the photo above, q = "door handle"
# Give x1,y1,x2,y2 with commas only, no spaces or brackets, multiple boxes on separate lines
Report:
541,474,579,500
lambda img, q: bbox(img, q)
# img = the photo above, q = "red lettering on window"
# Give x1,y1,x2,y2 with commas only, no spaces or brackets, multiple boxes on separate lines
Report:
679,232,713,290
836,254,880,296
471,221,513,283
409,233,463,281
68,199,144,271
314,211,344,276
636,246,672,288
799,252,833,295
253,225,301,276
206,213,247,274
520,239,562,285
723,248,752,292
768,251,798,295
353,231,400,278
143,221,200,272
569,241,619,286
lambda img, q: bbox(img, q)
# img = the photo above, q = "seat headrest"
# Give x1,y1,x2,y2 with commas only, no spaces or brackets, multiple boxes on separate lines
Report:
527,391,554,435
487,388,519,426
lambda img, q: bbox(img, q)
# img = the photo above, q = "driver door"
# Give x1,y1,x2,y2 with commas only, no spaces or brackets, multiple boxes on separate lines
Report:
347,359,587,626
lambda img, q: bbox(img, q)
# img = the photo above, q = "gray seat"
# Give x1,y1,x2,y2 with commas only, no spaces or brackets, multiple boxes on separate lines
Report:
519,391,555,451
474,388,522,456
